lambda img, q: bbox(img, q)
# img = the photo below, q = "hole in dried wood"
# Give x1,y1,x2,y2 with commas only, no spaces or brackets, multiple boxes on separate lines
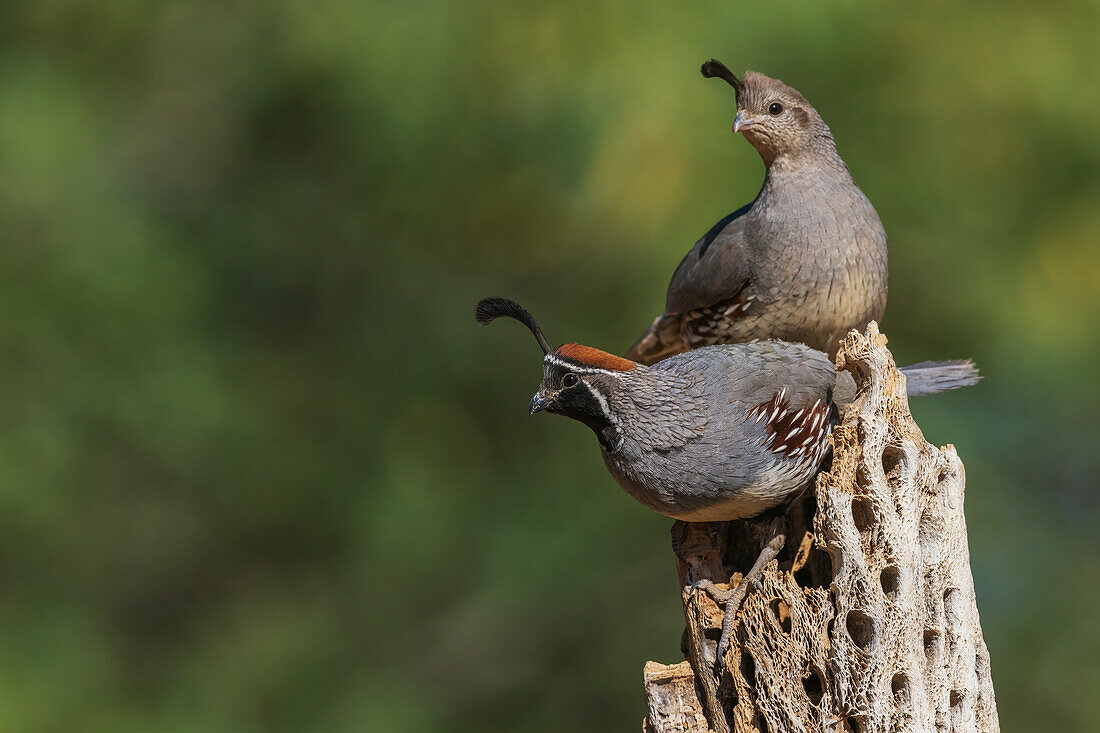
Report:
721,690,739,721
851,496,876,536
891,672,910,705
740,651,756,686
803,667,824,705
855,464,870,490
839,716,866,733
793,546,832,590
757,714,769,733
943,587,962,632
769,598,792,634
880,565,901,601
918,511,942,563
698,625,722,667
950,689,966,713
845,609,877,652
924,629,944,666
882,445,905,480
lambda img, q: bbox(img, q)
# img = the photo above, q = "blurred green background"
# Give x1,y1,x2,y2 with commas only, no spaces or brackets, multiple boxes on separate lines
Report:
0,1,1097,731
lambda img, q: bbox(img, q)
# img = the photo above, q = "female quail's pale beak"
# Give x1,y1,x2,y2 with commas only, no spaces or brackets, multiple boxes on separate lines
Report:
733,110,758,133
529,393,553,414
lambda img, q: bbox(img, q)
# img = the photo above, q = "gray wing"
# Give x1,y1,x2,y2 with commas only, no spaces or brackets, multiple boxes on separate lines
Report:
625,204,757,365
665,202,756,314
638,344,836,519
653,342,836,415
714,342,836,411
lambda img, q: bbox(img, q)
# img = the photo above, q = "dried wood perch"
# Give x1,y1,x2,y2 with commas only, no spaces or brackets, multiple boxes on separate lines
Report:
643,323,999,733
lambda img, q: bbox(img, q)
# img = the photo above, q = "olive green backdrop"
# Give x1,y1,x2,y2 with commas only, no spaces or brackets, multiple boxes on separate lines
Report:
0,1,1097,731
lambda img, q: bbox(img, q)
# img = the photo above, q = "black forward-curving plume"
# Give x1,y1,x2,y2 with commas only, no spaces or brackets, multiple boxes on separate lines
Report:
475,296,552,355
700,59,742,94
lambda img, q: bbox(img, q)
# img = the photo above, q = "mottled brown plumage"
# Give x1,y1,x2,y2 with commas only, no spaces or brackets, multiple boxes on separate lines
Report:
627,61,888,364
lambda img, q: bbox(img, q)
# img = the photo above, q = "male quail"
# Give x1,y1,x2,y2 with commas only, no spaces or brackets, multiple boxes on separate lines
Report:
478,297,978,661
628,60,888,364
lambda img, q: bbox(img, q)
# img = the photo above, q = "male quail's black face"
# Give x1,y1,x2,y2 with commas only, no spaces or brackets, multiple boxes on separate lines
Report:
531,364,584,413
529,344,636,452
530,357,610,424
473,297,635,450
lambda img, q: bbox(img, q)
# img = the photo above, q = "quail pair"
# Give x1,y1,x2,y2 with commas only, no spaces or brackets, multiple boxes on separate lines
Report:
477,61,976,668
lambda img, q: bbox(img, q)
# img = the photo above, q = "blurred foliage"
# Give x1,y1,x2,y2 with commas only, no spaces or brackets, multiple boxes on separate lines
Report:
0,1,1097,731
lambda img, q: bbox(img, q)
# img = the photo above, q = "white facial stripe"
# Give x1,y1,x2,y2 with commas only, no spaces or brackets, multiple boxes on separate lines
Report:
582,380,616,425
544,354,629,378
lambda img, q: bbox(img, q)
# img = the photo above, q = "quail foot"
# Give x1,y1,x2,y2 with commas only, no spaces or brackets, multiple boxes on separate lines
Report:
628,60,888,363
479,297,979,665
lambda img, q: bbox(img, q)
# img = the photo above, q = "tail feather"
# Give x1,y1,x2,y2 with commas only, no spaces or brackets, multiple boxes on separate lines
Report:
900,359,981,397
625,313,685,365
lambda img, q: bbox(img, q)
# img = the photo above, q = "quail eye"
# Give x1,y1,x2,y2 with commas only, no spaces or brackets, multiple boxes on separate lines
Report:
768,102,784,116
562,373,579,388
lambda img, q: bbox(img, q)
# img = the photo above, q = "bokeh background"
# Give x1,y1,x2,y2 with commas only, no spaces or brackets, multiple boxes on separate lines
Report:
0,1,1097,731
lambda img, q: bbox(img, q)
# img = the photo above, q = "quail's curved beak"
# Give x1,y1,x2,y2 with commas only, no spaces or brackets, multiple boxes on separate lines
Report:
733,110,759,134
529,392,554,415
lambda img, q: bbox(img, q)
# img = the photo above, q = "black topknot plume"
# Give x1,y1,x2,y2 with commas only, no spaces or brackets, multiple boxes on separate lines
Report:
700,59,742,94
475,297,552,355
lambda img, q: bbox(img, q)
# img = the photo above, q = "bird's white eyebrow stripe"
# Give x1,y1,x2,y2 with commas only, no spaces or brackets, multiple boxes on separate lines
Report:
544,354,628,377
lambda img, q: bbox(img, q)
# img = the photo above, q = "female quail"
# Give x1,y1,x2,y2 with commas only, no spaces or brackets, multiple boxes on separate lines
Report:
628,60,889,363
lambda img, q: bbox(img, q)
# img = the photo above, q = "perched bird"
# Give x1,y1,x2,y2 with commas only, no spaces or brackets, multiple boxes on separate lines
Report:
628,60,888,364
481,297,974,520
478,296,978,659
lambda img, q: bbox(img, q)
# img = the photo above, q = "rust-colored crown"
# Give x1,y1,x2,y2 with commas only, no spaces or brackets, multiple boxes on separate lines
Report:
554,344,638,372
